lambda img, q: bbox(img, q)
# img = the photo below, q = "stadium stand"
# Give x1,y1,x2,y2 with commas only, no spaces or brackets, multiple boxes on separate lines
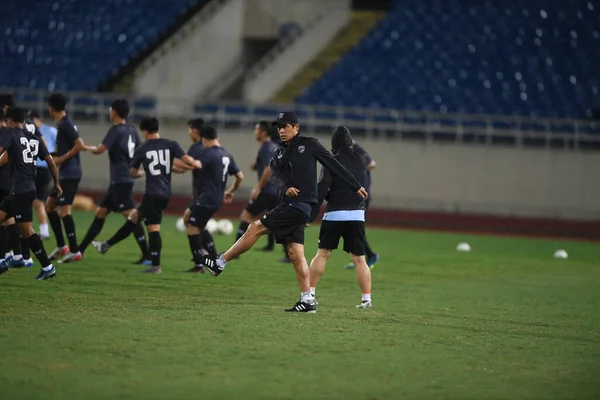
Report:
1,0,199,91
297,0,600,119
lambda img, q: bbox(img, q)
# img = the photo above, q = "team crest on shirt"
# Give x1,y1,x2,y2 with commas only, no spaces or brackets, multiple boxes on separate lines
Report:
298,145,305,154
278,113,284,119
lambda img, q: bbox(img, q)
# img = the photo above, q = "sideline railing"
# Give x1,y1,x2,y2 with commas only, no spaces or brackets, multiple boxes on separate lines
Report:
4,87,600,150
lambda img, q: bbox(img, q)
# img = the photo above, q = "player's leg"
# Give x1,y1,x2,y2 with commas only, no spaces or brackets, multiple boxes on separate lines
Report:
0,205,9,274
308,248,332,300
78,188,111,255
129,213,151,265
45,189,68,259
57,180,82,263
186,206,216,273
308,220,340,301
284,241,316,313
145,224,162,274
34,167,52,239
33,200,49,239
0,225,7,263
236,209,254,243
344,222,372,308
5,218,25,266
94,210,143,254
115,183,150,264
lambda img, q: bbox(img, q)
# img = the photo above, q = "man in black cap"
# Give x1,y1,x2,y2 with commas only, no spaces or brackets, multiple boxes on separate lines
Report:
203,112,368,313
307,126,373,309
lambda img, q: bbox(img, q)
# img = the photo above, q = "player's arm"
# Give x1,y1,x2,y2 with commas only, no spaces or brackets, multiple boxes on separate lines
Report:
130,167,144,179
172,158,190,173
249,165,271,200
130,148,144,178
173,155,200,172
0,151,8,167
224,157,243,204
85,143,108,154
54,137,85,165
312,139,368,199
38,140,62,197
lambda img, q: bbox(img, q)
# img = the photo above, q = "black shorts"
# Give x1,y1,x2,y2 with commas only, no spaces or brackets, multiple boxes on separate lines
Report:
0,189,10,203
99,183,136,213
50,179,80,206
137,194,169,225
35,167,52,201
188,205,216,229
318,220,366,256
261,203,309,245
245,193,279,216
0,191,35,223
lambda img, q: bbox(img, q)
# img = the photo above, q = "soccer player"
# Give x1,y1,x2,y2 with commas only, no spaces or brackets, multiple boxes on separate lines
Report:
0,94,27,267
185,125,243,273
234,121,278,252
78,100,150,264
92,117,200,273
203,112,368,313
308,127,373,308
29,110,57,240
0,107,62,280
45,93,85,263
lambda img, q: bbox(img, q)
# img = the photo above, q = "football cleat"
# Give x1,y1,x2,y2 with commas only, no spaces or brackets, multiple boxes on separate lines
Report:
202,256,223,276
187,265,205,274
36,266,57,280
285,301,317,313
24,258,34,268
92,241,110,254
48,246,69,261
356,300,373,309
367,254,379,269
0,263,8,276
141,266,161,274
133,257,152,265
58,251,82,264
8,257,25,268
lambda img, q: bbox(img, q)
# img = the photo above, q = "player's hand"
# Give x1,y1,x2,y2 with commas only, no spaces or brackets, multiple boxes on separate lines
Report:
83,145,93,152
285,187,300,197
53,155,63,166
356,187,368,199
54,183,63,198
224,191,234,204
249,162,256,170
193,159,202,168
250,187,260,201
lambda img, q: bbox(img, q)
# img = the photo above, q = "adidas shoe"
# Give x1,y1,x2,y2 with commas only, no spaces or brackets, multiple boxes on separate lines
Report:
92,241,110,254
141,266,161,274
133,257,152,266
35,266,57,280
203,255,223,276
284,301,317,313
8,257,25,268
24,258,34,268
356,300,373,309
367,254,379,269
58,251,82,264
48,246,69,261
187,265,205,274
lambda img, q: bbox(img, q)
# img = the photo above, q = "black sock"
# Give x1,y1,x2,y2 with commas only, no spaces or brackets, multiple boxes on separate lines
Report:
79,217,105,254
148,231,161,267
133,223,150,260
7,224,22,255
267,232,275,249
236,221,249,242
200,229,217,258
0,226,7,257
187,234,203,265
48,211,65,247
106,220,136,247
364,238,376,260
27,233,51,268
62,215,79,253
21,237,31,260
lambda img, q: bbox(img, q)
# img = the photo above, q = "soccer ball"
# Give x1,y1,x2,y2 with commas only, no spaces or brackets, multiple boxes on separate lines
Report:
175,217,186,232
217,219,234,235
206,218,218,234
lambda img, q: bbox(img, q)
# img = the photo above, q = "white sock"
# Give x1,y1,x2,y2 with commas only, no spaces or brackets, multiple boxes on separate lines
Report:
5,251,13,259
362,293,371,302
25,258,33,263
309,287,316,296
13,254,23,261
42,264,53,271
216,254,227,269
301,292,312,303
40,223,49,237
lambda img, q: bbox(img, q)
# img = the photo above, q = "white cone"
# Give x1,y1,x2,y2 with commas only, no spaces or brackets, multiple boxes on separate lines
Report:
554,249,568,259
456,242,471,252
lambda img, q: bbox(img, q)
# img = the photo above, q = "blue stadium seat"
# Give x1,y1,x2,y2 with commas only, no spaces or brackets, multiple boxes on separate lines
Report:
0,0,197,91
298,0,600,119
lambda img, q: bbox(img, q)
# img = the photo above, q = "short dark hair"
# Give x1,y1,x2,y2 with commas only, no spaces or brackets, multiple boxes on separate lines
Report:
48,93,67,111
199,125,217,140
139,117,159,134
110,99,130,119
188,118,204,131
256,120,270,133
0,93,15,108
5,107,26,123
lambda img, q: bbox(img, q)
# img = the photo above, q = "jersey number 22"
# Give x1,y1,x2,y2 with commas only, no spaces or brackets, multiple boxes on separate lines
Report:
20,137,39,164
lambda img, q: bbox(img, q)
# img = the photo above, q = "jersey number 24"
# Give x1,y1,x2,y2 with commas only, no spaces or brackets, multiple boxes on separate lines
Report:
147,149,171,175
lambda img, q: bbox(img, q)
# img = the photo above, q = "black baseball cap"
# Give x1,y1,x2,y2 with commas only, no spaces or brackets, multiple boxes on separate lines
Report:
271,111,298,126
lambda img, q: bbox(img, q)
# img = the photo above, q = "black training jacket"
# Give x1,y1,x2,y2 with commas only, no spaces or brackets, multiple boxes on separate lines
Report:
310,147,368,221
270,135,362,206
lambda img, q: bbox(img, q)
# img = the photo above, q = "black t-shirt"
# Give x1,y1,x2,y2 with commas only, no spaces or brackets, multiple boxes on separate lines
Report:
256,140,278,196
131,138,185,198
102,124,140,184
0,127,49,194
192,146,239,210
56,115,82,179
187,141,204,198
0,127,12,191
352,142,372,193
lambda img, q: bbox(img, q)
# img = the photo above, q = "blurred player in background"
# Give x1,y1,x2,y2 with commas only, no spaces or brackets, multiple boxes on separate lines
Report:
79,100,150,264
0,107,61,280
308,127,372,308
29,110,57,240
344,140,379,269
184,125,243,273
45,93,86,264
234,121,278,253
93,117,200,274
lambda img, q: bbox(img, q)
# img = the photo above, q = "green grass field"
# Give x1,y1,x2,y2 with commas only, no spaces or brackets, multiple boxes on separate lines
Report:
1,211,599,399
